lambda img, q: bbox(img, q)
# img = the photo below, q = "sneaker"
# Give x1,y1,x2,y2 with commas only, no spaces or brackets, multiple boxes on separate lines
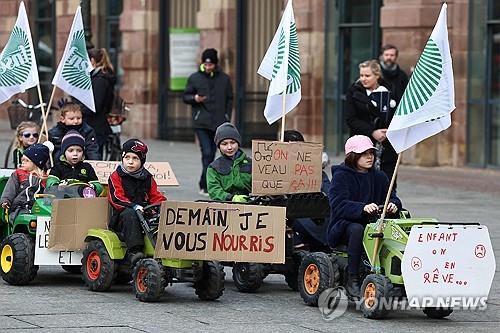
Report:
346,275,361,299
127,252,144,266
198,189,209,197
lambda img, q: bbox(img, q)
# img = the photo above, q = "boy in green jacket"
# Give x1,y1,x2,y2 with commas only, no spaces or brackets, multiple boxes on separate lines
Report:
206,123,251,202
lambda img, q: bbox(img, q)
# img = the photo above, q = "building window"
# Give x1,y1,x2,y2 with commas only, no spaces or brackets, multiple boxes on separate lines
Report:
33,0,56,103
324,0,381,154
468,0,500,166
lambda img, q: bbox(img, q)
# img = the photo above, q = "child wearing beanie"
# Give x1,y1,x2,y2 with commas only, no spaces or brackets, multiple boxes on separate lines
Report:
46,130,102,195
107,139,166,264
1,143,50,222
206,122,251,202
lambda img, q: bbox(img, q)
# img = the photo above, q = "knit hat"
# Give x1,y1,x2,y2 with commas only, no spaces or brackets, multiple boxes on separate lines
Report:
214,123,241,147
61,130,85,154
122,139,148,165
344,135,377,155
201,48,218,64
23,143,50,169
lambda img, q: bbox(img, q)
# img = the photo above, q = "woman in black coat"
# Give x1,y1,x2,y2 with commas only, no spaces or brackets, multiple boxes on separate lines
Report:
81,48,117,157
328,135,402,298
345,59,398,182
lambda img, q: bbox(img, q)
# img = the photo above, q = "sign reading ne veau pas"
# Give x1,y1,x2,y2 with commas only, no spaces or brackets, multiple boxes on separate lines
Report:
251,140,322,195
154,201,286,263
87,161,179,186
35,216,83,265
402,225,496,306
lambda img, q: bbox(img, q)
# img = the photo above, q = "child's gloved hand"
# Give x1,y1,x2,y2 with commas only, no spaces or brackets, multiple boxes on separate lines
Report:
133,204,144,212
1,202,10,209
232,195,249,203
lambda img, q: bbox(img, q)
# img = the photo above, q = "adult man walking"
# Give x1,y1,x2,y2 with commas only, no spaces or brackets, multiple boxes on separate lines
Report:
379,44,409,105
183,48,234,196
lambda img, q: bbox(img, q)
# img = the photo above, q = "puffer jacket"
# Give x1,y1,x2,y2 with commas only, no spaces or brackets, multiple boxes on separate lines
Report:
48,122,100,161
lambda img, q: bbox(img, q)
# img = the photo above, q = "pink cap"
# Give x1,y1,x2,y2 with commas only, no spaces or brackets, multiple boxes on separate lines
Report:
344,135,376,155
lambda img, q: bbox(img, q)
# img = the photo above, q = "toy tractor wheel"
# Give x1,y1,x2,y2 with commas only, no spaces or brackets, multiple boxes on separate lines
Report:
423,307,453,319
360,274,394,319
195,261,225,300
298,252,339,306
132,258,166,302
284,250,307,291
0,233,38,285
232,262,264,293
61,265,82,274
82,240,115,291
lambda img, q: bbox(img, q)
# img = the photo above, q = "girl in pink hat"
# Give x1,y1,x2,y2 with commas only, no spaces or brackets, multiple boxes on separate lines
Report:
327,135,402,298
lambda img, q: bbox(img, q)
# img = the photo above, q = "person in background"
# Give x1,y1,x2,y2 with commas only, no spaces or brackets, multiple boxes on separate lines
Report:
48,100,100,161
379,44,409,105
80,48,117,157
183,48,234,196
12,121,40,168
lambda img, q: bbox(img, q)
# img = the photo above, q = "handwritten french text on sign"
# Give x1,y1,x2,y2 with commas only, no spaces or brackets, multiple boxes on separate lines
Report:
35,216,83,265
251,140,322,195
402,225,495,306
86,161,179,186
154,201,286,263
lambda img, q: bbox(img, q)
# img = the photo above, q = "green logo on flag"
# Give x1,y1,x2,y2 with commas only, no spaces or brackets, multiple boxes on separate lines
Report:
396,38,442,116
271,22,301,94
0,26,33,87
61,30,91,90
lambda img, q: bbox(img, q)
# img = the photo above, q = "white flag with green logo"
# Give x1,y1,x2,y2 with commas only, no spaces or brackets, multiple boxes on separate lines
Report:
0,2,39,104
387,3,455,153
52,6,95,112
257,0,301,125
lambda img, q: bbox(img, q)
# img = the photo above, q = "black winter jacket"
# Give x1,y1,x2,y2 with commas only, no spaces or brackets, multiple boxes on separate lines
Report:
381,64,409,105
80,68,116,141
183,67,233,131
48,122,101,161
48,159,98,185
345,81,398,164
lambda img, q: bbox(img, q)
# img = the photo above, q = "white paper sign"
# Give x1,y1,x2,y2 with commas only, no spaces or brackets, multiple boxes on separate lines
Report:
34,216,83,265
402,225,496,306
0,169,14,178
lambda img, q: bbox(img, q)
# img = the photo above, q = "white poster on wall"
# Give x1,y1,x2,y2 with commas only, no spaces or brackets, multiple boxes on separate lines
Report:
169,28,200,90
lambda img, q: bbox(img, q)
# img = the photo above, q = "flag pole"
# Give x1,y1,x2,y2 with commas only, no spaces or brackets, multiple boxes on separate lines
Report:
39,85,57,167
370,152,402,270
36,84,49,142
280,88,287,142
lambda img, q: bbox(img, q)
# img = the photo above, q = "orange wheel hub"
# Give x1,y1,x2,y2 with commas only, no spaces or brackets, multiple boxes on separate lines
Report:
86,250,101,281
364,282,377,308
136,267,147,293
304,263,320,295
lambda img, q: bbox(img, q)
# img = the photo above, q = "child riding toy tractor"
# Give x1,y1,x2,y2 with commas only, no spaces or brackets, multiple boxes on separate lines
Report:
82,203,225,302
297,208,472,319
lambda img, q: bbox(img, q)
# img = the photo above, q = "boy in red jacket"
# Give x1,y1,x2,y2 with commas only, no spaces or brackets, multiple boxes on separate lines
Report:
108,139,166,263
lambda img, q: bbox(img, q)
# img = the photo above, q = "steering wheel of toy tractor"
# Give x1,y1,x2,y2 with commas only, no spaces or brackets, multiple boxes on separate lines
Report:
63,181,96,198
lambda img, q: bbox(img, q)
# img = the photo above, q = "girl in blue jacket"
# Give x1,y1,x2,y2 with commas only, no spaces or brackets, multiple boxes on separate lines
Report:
327,135,402,298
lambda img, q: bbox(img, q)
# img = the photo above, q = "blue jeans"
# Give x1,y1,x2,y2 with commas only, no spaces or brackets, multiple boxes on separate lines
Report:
195,129,217,191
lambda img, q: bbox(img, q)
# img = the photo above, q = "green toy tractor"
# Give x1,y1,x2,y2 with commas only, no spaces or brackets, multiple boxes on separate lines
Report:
298,210,457,319
0,180,93,285
81,203,225,302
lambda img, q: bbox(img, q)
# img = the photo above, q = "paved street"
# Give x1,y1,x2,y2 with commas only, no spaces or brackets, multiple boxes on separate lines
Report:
0,123,499,332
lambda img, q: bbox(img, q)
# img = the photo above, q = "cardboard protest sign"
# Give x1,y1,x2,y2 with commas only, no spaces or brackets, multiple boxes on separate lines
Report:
48,197,109,251
402,225,496,306
35,216,83,265
154,201,286,263
86,161,179,186
251,140,322,195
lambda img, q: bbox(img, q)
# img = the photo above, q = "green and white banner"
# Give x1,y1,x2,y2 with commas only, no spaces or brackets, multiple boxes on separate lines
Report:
52,6,95,112
257,0,301,125
0,1,39,104
387,3,455,153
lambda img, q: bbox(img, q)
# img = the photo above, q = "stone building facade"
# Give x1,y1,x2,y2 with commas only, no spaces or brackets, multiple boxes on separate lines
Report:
0,0,496,168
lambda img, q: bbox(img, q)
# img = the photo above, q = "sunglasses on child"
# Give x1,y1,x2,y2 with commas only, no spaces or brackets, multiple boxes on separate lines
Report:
21,132,39,138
